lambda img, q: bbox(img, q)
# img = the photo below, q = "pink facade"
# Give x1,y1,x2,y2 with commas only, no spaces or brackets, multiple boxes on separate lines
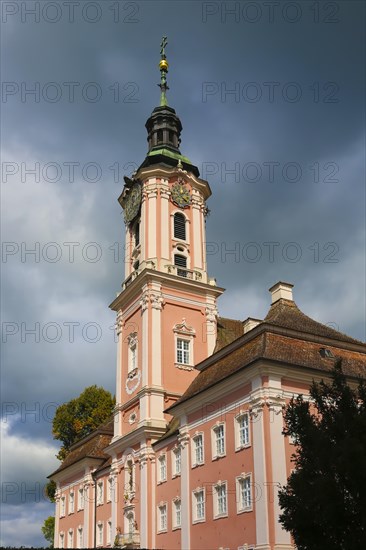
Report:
50,50,366,550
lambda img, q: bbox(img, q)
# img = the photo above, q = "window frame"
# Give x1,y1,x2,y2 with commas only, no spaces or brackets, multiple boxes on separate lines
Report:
192,487,205,523
236,473,253,514
157,454,167,484
172,446,181,477
172,498,182,530
77,526,83,549
68,529,74,548
173,212,187,241
191,432,204,467
69,491,74,514
60,495,66,517
78,486,84,511
211,422,226,460
97,522,104,547
213,481,228,519
157,502,168,533
235,411,250,451
97,480,104,506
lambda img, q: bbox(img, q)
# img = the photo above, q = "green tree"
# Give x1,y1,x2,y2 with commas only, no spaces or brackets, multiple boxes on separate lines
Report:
52,385,115,460
279,361,366,549
41,515,55,547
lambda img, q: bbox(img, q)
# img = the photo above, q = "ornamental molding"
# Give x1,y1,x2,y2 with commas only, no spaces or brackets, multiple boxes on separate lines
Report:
205,305,218,322
140,291,150,312
178,431,190,448
127,332,138,348
125,370,141,395
116,309,124,335
249,398,266,419
150,291,164,310
173,318,196,336
175,363,194,371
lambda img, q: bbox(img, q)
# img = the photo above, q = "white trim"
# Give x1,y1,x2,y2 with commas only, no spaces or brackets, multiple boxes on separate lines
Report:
171,445,181,477
236,473,253,514
191,432,204,467
212,480,228,519
96,521,104,547
172,497,182,530
192,487,206,523
211,421,226,460
234,411,251,451
96,479,104,506
157,502,168,533
157,453,167,484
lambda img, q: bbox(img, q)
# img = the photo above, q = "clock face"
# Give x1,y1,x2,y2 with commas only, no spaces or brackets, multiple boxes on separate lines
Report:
124,184,141,224
171,182,191,208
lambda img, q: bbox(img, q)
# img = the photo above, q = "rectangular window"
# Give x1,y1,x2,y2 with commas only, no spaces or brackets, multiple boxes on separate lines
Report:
97,523,103,546
237,475,252,512
60,496,65,517
68,530,73,548
78,487,84,510
59,533,64,549
158,504,167,532
107,521,112,545
97,481,104,505
212,424,225,458
158,455,167,483
173,499,181,529
107,478,113,502
77,527,83,549
236,413,250,448
177,338,190,364
193,490,205,521
193,434,204,466
215,483,227,517
69,492,74,514
173,447,181,476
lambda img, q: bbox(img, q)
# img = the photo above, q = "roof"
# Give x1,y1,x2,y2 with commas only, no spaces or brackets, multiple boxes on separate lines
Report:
215,317,244,352
169,299,366,410
264,298,363,345
49,418,114,477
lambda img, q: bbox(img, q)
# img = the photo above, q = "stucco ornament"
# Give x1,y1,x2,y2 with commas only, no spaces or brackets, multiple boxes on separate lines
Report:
125,370,141,394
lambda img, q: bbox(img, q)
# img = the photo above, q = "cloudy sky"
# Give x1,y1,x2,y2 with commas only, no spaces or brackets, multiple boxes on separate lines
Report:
1,0,365,545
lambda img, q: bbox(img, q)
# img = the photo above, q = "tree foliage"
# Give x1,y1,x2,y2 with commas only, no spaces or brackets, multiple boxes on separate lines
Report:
41,516,55,547
52,385,115,460
279,361,366,549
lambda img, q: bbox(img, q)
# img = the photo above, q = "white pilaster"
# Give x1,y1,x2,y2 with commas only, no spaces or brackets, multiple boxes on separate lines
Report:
179,426,190,550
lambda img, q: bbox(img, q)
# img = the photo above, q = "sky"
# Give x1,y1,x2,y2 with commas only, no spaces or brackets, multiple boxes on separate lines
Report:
1,0,365,546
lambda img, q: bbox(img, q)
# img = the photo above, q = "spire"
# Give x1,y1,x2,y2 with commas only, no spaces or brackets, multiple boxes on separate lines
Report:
159,36,169,107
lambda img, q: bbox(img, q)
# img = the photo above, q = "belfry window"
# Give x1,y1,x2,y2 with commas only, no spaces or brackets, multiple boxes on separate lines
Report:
174,213,186,240
157,130,163,144
134,222,140,247
174,254,187,277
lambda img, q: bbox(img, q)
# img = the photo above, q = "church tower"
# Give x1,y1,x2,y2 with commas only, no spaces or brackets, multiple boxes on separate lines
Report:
106,38,223,548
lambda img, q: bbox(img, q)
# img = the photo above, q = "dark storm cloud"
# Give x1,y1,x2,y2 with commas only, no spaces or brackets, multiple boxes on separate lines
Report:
1,0,365,544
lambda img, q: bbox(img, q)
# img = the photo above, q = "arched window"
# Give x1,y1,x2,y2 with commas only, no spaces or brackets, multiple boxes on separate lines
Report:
157,130,163,144
174,213,186,240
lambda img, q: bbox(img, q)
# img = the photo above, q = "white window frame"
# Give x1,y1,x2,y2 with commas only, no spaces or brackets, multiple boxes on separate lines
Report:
107,519,112,545
97,522,104,547
107,477,114,502
235,411,250,451
77,526,83,549
213,481,228,518
59,532,64,549
69,491,74,514
173,320,195,370
236,473,253,513
157,502,168,533
97,480,104,506
191,432,204,467
60,495,66,517
78,486,84,510
157,454,167,483
171,209,190,245
192,487,205,523
172,446,181,477
176,337,190,365
211,422,226,459
172,498,182,530
68,529,74,548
